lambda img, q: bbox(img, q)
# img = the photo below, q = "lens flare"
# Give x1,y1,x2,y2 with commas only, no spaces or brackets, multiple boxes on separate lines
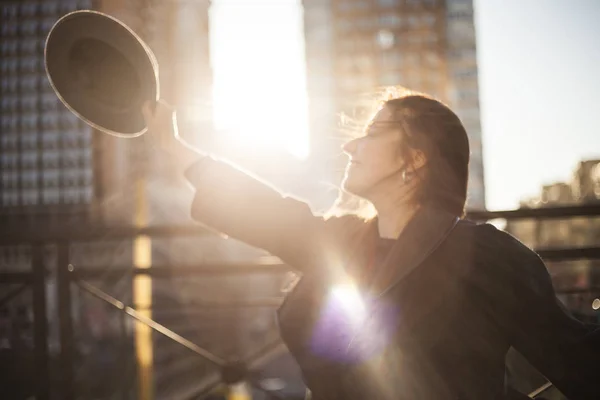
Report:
331,283,367,321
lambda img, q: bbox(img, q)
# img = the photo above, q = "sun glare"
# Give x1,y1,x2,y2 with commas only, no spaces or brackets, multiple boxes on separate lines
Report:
331,283,367,320
209,0,310,159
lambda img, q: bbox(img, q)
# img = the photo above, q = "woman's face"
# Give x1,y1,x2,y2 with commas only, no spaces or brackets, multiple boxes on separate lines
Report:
342,106,407,197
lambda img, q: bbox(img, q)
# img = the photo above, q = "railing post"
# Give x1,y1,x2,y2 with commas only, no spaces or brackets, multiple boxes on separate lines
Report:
133,176,153,400
32,243,49,400
120,309,131,400
57,242,74,400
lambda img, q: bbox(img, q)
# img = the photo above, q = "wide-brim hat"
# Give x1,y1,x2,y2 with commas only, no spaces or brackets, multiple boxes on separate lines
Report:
45,10,159,137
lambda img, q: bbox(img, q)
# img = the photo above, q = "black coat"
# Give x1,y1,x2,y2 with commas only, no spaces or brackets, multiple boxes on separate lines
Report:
185,158,600,400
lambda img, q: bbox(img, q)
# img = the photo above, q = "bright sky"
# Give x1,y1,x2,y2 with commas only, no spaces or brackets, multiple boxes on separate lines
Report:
210,0,600,210
475,0,600,210
209,0,309,159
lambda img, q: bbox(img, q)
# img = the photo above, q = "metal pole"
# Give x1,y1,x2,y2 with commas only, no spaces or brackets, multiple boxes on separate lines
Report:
120,310,130,400
57,242,74,400
32,243,50,400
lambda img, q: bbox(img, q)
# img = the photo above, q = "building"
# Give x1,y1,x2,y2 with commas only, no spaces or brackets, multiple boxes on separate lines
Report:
302,0,486,210
0,0,96,221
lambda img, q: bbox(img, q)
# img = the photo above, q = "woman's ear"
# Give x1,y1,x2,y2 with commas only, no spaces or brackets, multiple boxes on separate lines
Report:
411,149,427,171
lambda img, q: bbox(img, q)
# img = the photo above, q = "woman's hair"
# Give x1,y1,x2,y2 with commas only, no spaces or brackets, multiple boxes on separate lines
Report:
329,87,470,219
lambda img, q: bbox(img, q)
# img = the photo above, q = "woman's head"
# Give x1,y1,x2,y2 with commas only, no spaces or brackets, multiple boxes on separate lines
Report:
341,93,470,217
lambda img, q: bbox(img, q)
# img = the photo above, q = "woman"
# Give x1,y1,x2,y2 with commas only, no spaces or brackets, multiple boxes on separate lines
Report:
143,94,599,399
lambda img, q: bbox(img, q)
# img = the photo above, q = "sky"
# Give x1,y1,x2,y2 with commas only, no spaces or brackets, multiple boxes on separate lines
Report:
210,0,600,211
209,0,310,159
475,0,600,210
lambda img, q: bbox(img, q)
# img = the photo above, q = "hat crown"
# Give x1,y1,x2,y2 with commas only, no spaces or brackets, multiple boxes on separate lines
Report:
45,10,159,137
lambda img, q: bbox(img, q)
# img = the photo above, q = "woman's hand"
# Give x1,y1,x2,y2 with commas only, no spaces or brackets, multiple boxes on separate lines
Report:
142,99,201,168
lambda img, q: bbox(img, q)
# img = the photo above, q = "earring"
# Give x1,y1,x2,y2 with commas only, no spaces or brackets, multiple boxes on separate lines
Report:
402,169,414,183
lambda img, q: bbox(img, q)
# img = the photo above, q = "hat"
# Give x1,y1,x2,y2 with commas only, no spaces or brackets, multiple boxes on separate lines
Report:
45,10,159,137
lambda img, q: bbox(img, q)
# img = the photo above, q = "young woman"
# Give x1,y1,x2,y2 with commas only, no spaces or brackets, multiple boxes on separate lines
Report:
143,94,599,400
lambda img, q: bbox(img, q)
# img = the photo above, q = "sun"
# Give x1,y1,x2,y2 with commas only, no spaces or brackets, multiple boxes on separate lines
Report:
209,0,310,159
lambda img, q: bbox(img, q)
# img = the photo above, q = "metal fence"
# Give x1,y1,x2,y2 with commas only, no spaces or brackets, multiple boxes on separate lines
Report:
1,204,600,399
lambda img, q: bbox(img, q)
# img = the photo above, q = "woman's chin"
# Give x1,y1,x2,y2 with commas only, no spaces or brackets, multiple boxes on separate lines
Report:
342,178,364,197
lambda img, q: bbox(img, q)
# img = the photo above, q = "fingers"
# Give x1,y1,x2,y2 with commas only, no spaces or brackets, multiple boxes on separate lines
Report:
142,99,176,126
158,99,175,110
142,101,153,123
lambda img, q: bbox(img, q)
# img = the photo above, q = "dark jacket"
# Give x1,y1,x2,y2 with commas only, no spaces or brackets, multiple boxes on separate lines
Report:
185,158,600,400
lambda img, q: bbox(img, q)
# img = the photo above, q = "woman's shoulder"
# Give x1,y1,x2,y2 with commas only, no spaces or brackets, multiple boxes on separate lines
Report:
453,219,539,260
450,220,553,293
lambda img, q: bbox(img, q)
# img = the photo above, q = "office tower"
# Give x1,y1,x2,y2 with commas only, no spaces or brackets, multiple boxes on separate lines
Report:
0,0,95,219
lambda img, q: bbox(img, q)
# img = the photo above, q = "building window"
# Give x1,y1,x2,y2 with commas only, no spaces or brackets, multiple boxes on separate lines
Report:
338,1,370,12
376,30,396,49
356,16,375,30
22,190,39,206
452,67,478,81
380,51,403,68
42,189,60,205
451,88,479,105
379,13,402,28
423,51,441,66
405,53,420,66
407,33,424,45
448,48,477,62
423,32,438,45
421,13,437,27
3,191,19,207
448,10,474,21
377,0,401,7
447,21,476,43
378,71,403,86
407,15,419,28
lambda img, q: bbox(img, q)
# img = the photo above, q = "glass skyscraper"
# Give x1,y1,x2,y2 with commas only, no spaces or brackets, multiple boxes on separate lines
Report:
1,0,96,217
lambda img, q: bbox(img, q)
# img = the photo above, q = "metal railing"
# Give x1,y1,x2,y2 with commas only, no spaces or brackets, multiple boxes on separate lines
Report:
1,204,599,399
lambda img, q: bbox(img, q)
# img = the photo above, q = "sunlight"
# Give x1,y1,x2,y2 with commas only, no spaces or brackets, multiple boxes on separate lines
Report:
331,282,367,321
209,0,310,159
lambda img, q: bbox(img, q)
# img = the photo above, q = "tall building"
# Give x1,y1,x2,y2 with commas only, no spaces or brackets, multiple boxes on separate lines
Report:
303,0,485,210
0,0,96,221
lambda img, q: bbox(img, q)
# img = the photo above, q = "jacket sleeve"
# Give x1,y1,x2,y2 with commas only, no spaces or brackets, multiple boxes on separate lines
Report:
478,225,600,399
183,157,363,273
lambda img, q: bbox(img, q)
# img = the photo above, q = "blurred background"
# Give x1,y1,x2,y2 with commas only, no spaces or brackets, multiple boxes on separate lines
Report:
1,0,599,399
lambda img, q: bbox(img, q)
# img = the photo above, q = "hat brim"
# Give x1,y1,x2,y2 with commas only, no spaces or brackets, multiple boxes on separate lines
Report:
45,10,159,137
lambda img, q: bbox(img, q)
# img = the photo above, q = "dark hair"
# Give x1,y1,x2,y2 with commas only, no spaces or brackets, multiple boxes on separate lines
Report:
384,94,470,216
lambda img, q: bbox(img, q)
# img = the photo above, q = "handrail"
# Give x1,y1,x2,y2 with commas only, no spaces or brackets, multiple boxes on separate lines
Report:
3,204,600,399
0,224,212,244
529,381,554,398
75,278,226,367
71,262,290,279
467,203,600,221
68,246,600,280
1,204,600,244
535,246,600,261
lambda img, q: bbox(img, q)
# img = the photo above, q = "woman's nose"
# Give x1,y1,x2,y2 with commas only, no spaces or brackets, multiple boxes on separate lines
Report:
343,138,359,156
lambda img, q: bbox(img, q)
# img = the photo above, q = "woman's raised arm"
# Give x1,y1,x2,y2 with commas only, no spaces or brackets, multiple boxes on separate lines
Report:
185,157,354,270
143,100,366,272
